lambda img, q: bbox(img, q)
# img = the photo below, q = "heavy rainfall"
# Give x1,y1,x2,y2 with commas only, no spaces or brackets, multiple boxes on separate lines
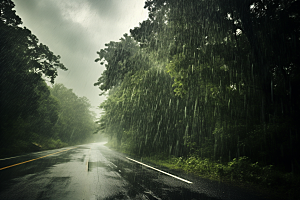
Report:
0,0,299,199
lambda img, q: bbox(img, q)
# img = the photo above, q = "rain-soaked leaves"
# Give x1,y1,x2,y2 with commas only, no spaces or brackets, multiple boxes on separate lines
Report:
97,1,300,183
0,1,94,155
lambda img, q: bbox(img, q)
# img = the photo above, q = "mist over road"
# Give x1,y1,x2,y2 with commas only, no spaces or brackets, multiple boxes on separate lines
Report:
0,143,268,200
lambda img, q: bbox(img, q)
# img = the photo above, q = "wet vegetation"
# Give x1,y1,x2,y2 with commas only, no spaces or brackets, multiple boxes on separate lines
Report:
0,1,96,157
96,0,300,198
1,0,299,198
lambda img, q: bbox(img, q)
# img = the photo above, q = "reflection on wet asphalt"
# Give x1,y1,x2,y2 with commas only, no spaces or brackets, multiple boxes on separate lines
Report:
0,142,268,200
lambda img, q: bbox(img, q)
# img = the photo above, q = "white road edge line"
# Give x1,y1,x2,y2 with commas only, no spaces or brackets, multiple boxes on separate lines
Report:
0,150,53,161
0,147,75,161
125,157,193,184
0,155,21,161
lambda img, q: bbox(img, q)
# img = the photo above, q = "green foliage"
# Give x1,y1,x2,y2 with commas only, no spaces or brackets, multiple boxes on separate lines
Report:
50,84,96,145
144,154,299,198
97,2,300,197
94,34,150,92
41,139,68,150
0,2,96,155
0,1,72,156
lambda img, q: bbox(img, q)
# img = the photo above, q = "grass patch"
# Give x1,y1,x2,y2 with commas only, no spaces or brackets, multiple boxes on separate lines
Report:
142,155,300,200
104,139,299,199
39,138,68,150
0,138,69,159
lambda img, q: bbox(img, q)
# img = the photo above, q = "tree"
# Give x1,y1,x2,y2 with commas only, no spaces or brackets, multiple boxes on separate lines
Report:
0,1,67,150
130,0,300,167
97,0,300,172
94,34,150,93
50,84,96,144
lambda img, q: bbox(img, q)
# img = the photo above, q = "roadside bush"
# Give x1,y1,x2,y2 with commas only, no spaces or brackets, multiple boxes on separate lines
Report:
41,138,67,149
171,155,287,187
127,150,300,199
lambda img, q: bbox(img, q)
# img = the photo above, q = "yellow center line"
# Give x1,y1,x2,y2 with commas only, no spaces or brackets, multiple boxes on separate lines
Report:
0,147,77,171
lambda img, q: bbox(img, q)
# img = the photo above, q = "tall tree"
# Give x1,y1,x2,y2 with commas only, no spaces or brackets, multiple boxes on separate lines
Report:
94,34,150,94
97,0,300,171
0,0,66,150
50,84,96,144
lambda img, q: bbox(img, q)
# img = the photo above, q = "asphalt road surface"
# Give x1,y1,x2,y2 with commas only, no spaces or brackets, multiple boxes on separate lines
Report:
0,142,269,200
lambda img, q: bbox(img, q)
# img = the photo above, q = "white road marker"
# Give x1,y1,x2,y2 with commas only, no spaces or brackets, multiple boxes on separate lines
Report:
126,157,193,184
0,147,77,171
108,161,117,168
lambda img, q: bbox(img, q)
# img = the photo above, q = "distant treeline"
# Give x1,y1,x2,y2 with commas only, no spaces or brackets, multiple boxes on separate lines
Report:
0,1,96,156
96,0,300,173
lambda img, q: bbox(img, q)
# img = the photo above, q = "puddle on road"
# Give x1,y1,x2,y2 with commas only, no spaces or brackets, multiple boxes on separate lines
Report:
76,154,86,162
88,161,108,171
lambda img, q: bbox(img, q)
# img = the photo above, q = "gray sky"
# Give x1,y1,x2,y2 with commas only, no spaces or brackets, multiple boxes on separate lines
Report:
13,0,148,118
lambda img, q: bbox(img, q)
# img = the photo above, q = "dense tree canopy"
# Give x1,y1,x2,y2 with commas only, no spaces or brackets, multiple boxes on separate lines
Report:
0,0,66,131
0,1,95,156
96,0,300,173
94,34,150,93
50,84,96,144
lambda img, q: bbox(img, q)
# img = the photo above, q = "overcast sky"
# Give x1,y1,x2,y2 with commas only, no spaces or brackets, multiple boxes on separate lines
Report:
13,0,148,118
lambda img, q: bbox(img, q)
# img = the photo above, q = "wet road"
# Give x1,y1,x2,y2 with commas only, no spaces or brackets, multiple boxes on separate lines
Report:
0,142,268,200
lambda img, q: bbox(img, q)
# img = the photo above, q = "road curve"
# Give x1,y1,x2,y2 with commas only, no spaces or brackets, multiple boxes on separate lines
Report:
0,142,268,200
